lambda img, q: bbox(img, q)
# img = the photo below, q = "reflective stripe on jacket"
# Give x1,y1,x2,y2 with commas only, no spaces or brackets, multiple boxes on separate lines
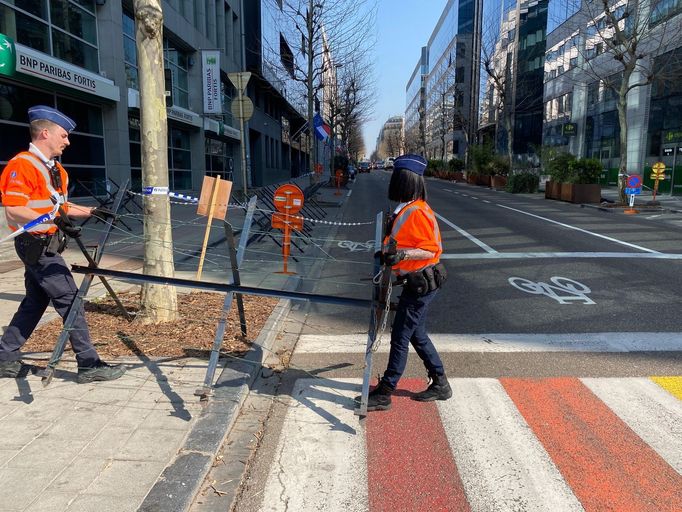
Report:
0,151,68,234
383,199,442,275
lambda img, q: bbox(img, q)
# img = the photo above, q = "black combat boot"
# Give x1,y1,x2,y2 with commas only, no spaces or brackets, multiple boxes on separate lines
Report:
0,360,22,378
412,373,452,402
356,380,394,411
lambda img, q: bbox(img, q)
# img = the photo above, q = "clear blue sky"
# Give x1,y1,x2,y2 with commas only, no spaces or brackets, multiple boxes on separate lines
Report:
363,0,449,156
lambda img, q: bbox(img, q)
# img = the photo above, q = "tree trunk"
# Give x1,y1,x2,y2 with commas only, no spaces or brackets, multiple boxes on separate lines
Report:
134,0,178,323
307,1,315,175
505,110,513,168
616,74,631,205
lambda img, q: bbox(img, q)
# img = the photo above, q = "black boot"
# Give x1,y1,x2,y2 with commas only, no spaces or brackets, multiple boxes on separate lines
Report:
355,380,394,411
412,373,452,402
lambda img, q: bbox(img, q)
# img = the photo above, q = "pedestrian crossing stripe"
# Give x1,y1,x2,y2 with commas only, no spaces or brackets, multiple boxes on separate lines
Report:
259,377,682,512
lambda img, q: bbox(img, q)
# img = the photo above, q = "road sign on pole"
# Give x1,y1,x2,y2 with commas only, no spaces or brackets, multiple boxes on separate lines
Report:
227,72,251,93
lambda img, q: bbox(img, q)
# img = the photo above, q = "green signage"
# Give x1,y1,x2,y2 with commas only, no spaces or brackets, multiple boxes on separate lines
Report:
0,33,16,77
562,123,577,136
663,130,682,143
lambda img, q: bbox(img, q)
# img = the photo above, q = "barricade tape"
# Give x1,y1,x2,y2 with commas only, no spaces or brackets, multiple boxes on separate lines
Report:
0,202,60,244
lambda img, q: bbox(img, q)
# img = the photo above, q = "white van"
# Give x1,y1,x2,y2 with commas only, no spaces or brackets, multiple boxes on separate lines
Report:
385,157,395,169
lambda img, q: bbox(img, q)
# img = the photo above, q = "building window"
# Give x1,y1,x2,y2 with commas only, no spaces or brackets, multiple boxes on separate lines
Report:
0,0,99,72
122,11,138,89
0,82,104,196
205,137,234,181
169,125,192,189
164,39,190,109
128,115,142,190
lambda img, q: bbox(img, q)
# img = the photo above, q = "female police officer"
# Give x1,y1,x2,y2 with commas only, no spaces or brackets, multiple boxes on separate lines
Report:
365,154,451,411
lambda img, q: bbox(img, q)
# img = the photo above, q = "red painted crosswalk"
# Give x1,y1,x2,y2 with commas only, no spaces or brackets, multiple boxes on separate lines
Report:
367,379,469,512
261,376,682,512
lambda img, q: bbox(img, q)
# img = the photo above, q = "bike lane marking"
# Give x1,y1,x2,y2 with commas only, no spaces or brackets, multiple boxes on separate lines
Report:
437,378,583,512
434,212,498,254
495,203,660,253
501,377,682,511
366,378,469,512
294,332,682,353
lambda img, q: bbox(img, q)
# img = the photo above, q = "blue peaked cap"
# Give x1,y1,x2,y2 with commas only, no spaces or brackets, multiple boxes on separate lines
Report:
28,105,76,133
394,154,427,176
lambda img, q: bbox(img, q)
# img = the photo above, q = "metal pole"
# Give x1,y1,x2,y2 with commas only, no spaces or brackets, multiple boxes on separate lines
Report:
670,149,677,196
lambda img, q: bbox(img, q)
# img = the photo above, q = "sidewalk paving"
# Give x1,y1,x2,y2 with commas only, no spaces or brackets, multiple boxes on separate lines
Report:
0,175,350,512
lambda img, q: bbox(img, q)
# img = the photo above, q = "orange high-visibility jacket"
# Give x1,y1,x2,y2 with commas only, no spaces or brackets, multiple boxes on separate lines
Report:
0,151,68,235
383,199,442,275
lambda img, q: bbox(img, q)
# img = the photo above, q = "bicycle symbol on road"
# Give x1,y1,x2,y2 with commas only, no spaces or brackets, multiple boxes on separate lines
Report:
337,240,374,252
508,276,595,305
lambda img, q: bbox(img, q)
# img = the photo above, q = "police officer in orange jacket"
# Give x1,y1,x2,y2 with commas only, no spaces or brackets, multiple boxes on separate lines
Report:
0,105,125,383
365,154,451,411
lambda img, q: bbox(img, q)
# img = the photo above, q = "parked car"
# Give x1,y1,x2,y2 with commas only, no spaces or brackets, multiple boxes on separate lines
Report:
385,157,395,169
358,161,370,173
377,160,385,169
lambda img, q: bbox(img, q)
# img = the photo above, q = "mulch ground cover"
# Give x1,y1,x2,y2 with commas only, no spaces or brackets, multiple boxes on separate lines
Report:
26,291,278,359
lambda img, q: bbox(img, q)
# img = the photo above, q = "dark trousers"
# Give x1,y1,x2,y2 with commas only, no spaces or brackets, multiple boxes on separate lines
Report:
382,288,444,389
0,237,99,367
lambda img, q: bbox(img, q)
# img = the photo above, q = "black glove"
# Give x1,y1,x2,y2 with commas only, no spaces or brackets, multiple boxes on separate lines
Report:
91,206,119,222
383,250,405,267
54,216,82,238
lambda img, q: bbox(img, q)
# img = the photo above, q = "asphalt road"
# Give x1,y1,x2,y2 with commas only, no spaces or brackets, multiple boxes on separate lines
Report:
199,172,682,512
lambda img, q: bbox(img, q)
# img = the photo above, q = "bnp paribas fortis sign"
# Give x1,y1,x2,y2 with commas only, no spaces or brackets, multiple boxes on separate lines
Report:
0,33,16,77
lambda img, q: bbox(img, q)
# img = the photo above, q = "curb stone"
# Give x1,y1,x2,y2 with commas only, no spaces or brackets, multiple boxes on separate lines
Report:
137,296,294,512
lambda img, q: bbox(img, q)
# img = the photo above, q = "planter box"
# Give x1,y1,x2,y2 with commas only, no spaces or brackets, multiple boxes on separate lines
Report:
570,183,601,203
453,171,464,182
467,174,477,185
545,181,560,199
549,182,601,203
491,175,508,190
560,183,574,201
476,175,491,187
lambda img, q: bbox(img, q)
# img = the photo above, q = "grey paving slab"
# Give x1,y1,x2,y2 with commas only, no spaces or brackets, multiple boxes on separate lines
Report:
44,457,110,493
27,491,75,512
0,448,19,466
65,493,140,512
0,467,60,511
0,418,52,449
5,433,89,469
117,428,189,462
42,411,112,440
83,425,136,459
83,460,167,497
138,405,200,431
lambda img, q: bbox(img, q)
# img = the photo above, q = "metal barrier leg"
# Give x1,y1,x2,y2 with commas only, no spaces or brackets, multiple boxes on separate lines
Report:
40,180,131,386
196,196,257,400
356,212,386,417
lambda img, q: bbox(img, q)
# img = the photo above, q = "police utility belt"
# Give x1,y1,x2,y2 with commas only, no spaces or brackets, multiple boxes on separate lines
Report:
16,231,68,265
395,262,448,296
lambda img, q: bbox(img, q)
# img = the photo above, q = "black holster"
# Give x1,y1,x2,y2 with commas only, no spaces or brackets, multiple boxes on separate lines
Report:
403,263,448,296
44,231,67,256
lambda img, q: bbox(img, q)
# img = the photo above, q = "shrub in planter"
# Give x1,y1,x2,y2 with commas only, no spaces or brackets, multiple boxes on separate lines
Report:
546,152,576,184
425,159,445,177
569,158,602,184
448,158,465,173
487,156,510,177
506,172,540,193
